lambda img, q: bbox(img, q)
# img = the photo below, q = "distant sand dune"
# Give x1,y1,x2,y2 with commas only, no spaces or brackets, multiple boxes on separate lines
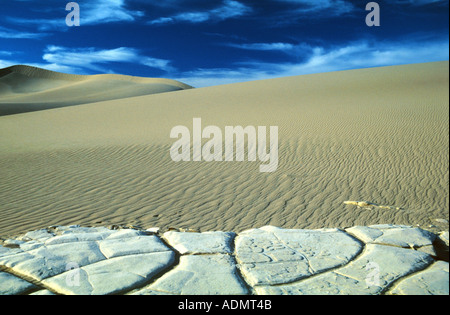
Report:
0,65,192,115
0,62,448,238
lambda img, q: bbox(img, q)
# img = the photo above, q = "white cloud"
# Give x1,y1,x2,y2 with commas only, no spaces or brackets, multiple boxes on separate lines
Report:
275,0,354,15
8,0,144,29
1,45,175,74
82,0,144,25
0,59,16,69
0,56,90,74
275,0,447,15
210,0,251,19
150,0,251,25
173,39,450,87
279,39,449,74
227,42,295,51
173,67,266,87
42,46,174,73
174,12,211,23
387,0,448,5
0,26,47,39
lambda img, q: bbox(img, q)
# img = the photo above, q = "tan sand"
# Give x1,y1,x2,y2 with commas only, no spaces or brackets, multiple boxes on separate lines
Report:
0,61,448,238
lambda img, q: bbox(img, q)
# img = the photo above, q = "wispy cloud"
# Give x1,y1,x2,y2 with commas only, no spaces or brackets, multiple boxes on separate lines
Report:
81,0,144,25
42,46,174,73
0,26,47,39
227,42,295,51
149,0,251,25
174,38,449,87
271,0,447,18
1,45,175,75
387,0,448,5
274,0,354,15
7,0,144,29
1,45,176,74
0,59,16,69
0,58,87,74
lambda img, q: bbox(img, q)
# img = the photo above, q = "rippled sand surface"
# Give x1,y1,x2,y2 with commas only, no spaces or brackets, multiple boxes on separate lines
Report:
0,62,448,237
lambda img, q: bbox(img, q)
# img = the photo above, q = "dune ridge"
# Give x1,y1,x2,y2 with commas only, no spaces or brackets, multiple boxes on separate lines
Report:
0,65,88,80
0,65,193,115
0,61,448,238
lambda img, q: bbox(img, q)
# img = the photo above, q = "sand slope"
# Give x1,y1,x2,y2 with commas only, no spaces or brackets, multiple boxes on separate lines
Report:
0,61,448,238
0,65,192,115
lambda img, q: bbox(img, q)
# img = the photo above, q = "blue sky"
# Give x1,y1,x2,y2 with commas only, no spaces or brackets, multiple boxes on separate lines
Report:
0,0,448,87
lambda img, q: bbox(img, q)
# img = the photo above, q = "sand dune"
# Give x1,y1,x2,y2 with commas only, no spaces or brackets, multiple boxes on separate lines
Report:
0,65,192,115
0,61,448,238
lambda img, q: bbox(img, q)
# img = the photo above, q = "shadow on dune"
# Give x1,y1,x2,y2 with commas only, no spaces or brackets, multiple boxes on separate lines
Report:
0,65,193,116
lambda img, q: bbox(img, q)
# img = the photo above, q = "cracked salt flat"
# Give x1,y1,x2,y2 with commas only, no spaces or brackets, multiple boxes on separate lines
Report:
0,224,448,295
235,226,363,286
